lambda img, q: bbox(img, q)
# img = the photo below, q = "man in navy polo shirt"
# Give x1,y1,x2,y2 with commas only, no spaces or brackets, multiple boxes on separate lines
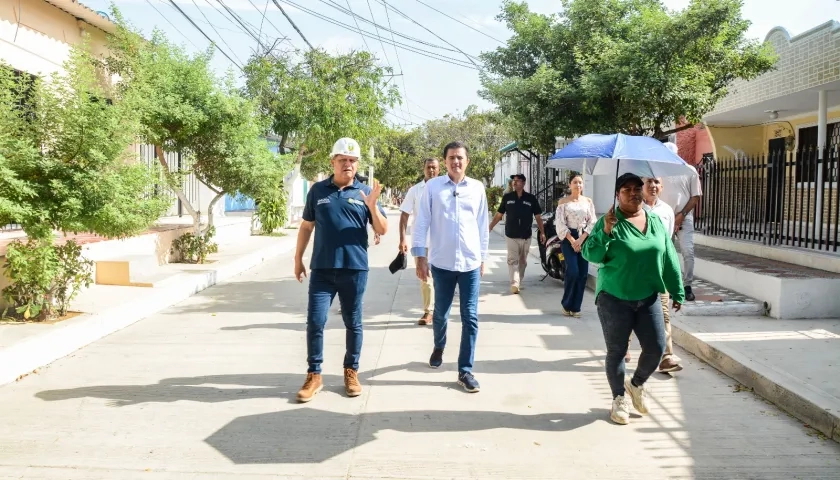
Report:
293,137,388,403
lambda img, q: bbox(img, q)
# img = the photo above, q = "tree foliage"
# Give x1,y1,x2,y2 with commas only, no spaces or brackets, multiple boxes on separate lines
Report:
480,0,778,151
106,10,288,235
419,106,510,186
372,127,425,192
374,105,510,190
0,43,168,241
243,49,399,179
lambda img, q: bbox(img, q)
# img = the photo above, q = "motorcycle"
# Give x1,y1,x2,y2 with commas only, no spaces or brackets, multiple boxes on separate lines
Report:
538,211,567,282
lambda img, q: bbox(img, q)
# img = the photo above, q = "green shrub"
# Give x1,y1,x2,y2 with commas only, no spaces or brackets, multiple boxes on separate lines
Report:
172,226,219,264
2,239,93,321
254,187,287,235
485,186,504,213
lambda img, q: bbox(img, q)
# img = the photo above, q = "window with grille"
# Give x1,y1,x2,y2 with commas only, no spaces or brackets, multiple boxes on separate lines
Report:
796,123,839,183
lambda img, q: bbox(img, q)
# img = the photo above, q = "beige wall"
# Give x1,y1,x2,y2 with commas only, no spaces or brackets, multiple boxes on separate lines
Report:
0,0,110,78
707,111,840,156
707,124,765,157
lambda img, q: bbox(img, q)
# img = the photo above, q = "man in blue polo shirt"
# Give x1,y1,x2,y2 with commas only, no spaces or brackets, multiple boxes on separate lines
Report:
293,137,388,403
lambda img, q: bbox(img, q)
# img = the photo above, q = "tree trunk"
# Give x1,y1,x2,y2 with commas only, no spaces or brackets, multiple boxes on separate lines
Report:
278,134,287,155
203,190,226,237
155,145,201,235
295,144,307,164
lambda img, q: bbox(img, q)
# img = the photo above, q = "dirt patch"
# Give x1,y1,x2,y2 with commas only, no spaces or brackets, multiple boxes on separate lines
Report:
0,310,84,325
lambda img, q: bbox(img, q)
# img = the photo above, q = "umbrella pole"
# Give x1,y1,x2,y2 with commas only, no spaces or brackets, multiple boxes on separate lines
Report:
613,159,620,210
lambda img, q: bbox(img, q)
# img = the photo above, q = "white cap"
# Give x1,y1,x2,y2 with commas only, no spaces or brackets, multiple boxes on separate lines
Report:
330,137,361,159
663,142,679,155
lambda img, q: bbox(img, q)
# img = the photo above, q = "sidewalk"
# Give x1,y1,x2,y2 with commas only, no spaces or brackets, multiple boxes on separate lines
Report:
673,315,840,442
492,225,840,442
0,231,298,386
0,217,836,478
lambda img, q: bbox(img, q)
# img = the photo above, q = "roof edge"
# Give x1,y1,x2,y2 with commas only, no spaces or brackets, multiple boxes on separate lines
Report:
42,0,117,34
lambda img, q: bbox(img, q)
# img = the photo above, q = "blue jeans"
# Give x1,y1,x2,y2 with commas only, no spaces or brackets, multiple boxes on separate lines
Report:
560,228,588,312
595,291,666,398
306,269,368,373
430,265,481,374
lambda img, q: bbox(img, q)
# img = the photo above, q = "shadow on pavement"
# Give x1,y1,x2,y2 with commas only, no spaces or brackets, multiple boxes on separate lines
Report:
204,407,607,464
33,354,607,407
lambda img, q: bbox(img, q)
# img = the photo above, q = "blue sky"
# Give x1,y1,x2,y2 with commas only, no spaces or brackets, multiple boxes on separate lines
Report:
83,1,832,127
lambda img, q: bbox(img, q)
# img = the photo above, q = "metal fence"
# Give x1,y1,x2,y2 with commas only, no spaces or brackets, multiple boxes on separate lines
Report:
134,144,201,217
521,151,568,212
695,145,840,252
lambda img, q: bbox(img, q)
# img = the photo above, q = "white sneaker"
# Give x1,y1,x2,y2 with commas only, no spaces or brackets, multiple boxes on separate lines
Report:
624,378,649,415
511,285,520,294
611,395,630,425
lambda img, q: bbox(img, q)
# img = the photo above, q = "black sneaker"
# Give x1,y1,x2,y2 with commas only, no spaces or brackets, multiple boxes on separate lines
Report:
458,372,480,393
684,286,696,302
429,348,444,368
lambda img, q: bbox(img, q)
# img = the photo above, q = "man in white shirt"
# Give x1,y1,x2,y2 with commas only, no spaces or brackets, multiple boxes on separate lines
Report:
642,176,682,373
412,141,489,393
399,158,440,325
660,142,702,302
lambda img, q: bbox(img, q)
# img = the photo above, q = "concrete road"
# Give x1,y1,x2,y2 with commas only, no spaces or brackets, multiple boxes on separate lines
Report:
0,214,838,479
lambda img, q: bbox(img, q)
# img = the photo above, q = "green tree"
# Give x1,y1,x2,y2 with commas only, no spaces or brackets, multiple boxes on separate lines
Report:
417,106,510,186
373,127,425,192
106,11,288,236
0,44,167,242
480,0,777,152
243,49,399,179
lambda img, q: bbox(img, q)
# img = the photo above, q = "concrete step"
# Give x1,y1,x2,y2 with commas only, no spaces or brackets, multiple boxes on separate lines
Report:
681,278,768,317
94,254,161,286
693,245,840,319
127,270,187,288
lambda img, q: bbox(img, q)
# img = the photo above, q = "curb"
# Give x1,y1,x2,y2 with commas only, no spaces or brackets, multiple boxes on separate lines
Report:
0,237,296,386
671,319,840,443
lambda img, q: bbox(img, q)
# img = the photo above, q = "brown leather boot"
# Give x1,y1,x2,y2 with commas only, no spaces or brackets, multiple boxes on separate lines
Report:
418,313,432,325
344,368,362,397
296,373,323,403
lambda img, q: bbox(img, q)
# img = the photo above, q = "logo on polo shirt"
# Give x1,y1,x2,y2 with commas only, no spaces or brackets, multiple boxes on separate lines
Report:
317,198,330,205
523,201,531,207
348,198,364,205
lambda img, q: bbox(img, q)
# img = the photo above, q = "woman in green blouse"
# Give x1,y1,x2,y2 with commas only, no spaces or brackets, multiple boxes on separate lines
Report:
582,173,684,425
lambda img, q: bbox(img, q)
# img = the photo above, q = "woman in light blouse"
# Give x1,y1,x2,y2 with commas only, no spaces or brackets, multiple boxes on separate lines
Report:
554,174,597,317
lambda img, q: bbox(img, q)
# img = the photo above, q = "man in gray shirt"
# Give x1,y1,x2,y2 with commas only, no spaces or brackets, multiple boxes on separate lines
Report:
660,142,702,302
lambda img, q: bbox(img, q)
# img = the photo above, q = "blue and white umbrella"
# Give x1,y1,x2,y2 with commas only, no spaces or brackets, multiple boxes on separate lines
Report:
547,133,694,178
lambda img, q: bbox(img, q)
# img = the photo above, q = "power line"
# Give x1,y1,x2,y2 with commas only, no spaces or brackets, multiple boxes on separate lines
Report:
258,0,269,40
408,97,436,118
165,0,243,69
364,0,391,65
279,0,479,69
146,0,201,50
245,0,294,49
373,0,480,69
203,0,277,49
190,0,244,66
380,0,409,119
413,0,506,44
316,0,476,58
272,0,314,50
344,0,372,53
216,0,274,54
